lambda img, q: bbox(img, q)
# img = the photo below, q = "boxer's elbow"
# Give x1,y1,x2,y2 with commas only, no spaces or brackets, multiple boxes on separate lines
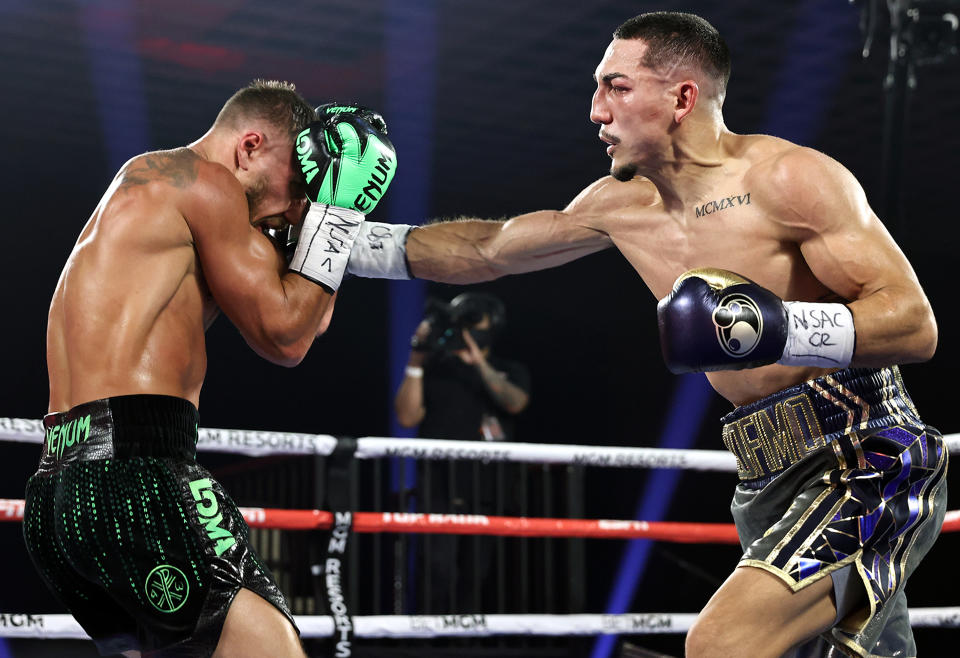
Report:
889,294,938,364
252,320,314,367
474,237,511,281
911,301,938,362
257,340,310,367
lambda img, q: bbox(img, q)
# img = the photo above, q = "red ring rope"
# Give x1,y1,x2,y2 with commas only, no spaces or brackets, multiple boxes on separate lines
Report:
4,499,959,543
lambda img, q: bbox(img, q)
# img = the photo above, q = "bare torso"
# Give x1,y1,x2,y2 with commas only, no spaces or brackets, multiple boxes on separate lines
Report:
410,122,932,407
47,149,217,413
579,134,841,404
405,133,872,406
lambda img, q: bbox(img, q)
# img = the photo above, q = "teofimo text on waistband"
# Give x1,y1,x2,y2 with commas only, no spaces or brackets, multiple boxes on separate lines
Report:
722,393,826,480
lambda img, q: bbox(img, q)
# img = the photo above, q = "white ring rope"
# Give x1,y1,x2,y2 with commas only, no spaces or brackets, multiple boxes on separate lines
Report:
3,419,958,641
0,417,336,457
2,609,958,639
355,437,739,471
7,417,958,471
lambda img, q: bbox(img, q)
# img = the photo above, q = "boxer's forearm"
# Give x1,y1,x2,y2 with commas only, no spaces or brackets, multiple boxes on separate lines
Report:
406,220,504,283
406,212,611,283
846,284,937,367
238,275,335,367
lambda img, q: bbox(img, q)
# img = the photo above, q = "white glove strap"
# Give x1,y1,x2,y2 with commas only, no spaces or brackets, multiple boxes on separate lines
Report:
779,301,855,368
346,221,414,280
289,204,364,290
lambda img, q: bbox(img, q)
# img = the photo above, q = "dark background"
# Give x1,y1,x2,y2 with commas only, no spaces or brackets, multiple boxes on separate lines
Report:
1,0,958,656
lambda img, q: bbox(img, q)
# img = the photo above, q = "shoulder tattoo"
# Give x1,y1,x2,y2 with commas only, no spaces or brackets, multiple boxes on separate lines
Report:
119,148,199,191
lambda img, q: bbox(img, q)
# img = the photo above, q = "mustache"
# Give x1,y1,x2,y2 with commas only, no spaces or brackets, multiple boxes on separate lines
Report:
599,130,620,145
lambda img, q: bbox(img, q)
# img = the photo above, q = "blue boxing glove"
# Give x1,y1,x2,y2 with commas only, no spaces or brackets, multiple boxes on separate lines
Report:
657,268,855,374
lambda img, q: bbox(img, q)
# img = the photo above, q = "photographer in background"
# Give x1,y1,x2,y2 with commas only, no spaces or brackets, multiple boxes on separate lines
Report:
396,292,530,440
394,292,531,612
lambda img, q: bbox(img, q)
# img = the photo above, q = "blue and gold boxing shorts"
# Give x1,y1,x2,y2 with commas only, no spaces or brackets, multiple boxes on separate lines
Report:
723,366,948,657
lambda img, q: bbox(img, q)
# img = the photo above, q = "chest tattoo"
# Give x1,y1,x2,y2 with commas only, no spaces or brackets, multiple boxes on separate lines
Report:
695,192,751,218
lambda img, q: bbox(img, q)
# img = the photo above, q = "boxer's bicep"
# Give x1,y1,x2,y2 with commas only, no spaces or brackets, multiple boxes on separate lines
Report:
788,154,915,302
773,150,936,363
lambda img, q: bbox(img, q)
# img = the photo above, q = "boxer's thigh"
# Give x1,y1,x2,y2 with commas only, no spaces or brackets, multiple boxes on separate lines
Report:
686,565,836,658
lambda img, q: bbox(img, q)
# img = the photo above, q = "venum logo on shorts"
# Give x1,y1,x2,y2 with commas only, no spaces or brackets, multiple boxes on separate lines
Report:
712,293,763,358
45,414,91,459
145,564,189,613
189,478,236,556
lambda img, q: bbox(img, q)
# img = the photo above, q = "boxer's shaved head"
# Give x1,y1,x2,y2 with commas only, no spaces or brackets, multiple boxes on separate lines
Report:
214,79,315,139
614,12,730,102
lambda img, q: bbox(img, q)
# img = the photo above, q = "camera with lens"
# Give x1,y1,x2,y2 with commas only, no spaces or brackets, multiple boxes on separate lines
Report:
412,293,506,354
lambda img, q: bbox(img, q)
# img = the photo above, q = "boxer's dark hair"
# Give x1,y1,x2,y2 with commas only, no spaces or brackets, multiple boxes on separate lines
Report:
614,12,730,96
215,79,315,138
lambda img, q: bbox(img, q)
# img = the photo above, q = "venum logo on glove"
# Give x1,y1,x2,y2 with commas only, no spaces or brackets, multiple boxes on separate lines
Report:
296,131,322,185
354,153,393,213
711,293,764,358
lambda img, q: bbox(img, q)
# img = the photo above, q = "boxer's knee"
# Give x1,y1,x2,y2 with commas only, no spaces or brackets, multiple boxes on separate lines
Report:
213,588,304,658
686,611,782,658
685,611,747,658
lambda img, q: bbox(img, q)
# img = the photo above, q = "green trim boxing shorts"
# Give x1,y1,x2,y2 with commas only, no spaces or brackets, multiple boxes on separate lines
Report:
23,394,297,657
724,367,948,657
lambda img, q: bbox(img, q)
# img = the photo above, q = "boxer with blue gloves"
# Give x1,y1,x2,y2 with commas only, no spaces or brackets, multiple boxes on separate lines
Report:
344,12,945,658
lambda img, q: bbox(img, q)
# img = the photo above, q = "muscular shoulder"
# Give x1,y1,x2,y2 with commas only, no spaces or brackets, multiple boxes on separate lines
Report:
746,142,868,232
564,176,660,227
118,148,203,195
118,148,244,212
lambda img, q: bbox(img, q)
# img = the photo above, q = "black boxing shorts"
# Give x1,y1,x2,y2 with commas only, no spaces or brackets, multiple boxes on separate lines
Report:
723,367,948,657
23,394,298,657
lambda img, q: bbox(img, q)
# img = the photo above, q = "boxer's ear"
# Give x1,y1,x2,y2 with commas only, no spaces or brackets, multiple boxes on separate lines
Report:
237,131,264,171
673,80,699,124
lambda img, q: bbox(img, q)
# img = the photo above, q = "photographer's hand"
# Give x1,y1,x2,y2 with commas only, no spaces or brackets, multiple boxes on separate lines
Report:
409,320,432,356
462,329,530,414
457,328,486,366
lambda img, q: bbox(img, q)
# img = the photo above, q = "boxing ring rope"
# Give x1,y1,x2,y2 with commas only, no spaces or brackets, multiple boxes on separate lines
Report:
2,418,959,640
4,498,960,542
9,417,958,468
2,608,958,640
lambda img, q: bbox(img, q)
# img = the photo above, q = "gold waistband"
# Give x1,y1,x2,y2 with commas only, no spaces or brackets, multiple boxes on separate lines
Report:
721,367,919,482
722,392,827,481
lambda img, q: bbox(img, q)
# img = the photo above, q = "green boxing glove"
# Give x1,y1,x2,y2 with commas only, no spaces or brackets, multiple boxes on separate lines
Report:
314,101,388,134
289,111,397,290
